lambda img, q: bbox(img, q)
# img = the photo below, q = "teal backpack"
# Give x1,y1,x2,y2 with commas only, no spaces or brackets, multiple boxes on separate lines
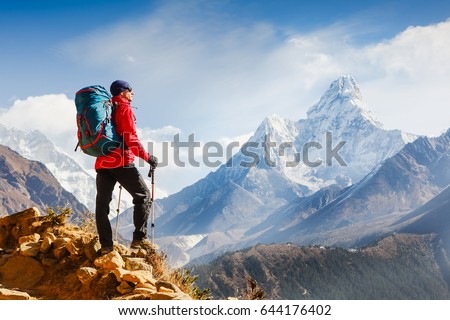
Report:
74,85,122,157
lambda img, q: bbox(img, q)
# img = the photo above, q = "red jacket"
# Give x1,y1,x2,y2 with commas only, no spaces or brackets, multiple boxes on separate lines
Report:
95,95,150,169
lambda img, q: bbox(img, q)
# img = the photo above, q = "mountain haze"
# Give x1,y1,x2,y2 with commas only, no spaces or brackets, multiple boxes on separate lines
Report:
247,129,450,247
147,76,417,266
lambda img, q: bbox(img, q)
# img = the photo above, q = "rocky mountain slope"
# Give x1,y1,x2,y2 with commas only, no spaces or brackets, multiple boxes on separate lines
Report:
400,184,450,237
192,234,449,300
0,144,87,217
399,184,450,286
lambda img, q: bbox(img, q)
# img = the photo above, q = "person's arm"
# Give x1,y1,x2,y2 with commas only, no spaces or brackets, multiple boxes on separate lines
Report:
118,106,150,162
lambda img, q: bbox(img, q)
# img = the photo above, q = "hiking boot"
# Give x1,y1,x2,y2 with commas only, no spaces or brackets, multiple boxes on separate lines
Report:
130,239,152,250
100,246,114,255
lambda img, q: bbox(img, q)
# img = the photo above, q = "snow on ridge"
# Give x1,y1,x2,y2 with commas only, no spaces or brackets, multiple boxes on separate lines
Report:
306,75,383,129
0,122,96,210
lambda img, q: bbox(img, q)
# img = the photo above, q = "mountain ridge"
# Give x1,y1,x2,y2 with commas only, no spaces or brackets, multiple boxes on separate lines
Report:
192,234,449,299
245,128,450,248
0,144,87,217
0,123,97,210
149,75,418,266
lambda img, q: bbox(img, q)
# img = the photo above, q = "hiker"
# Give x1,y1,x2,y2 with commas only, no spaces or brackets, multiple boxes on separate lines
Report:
95,80,158,255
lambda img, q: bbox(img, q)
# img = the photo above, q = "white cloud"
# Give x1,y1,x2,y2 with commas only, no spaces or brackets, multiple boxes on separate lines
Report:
355,19,450,135
138,125,181,142
0,94,75,143
0,94,98,177
262,19,450,135
363,20,450,79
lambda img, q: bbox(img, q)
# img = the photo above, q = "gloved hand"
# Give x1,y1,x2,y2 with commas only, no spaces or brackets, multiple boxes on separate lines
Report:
148,155,158,168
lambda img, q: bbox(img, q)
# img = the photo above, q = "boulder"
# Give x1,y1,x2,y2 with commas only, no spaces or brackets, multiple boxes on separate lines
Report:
0,255,44,289
123,270,156,286
40,232,57,253
116,281,134,295
113,268,156,286
68,234,96,256
84,238,101,261
77,267,98,285
133,287,156,295
53,237,70,260
113,268,128,282
156,280,183,294
0,207,40,227
18,233,40,245
135,282,157,291
66,237,83,256
20,241,42,257
125,257,153,272
0,288,31,300
94,251,125,270
0,208,40,248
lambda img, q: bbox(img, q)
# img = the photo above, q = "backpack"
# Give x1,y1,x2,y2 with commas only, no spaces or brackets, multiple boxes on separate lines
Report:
74,85,122,157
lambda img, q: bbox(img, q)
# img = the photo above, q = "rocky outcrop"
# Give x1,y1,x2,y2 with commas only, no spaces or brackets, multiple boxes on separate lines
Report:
0,207,192,300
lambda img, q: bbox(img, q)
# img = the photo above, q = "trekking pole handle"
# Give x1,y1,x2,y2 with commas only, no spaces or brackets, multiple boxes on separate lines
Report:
148,167,155,199
148,167,155,178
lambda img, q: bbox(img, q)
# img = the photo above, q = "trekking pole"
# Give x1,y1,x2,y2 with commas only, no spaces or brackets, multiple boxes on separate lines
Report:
115,185,122,242
148,167,155,244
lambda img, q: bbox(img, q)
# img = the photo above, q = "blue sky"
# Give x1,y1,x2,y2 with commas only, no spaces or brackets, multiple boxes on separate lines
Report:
1,0,450,196
1,0,449,100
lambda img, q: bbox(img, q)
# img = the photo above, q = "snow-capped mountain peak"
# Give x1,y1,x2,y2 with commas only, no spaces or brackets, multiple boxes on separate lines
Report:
332,75,362,100
252,114,299,144
307,75,383,129
232,76,416,192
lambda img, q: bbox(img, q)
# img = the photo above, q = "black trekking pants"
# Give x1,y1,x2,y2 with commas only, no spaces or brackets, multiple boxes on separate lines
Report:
95,164,151,248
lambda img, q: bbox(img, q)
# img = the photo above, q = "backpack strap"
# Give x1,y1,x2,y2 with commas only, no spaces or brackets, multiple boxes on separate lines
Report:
111,101,128,150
